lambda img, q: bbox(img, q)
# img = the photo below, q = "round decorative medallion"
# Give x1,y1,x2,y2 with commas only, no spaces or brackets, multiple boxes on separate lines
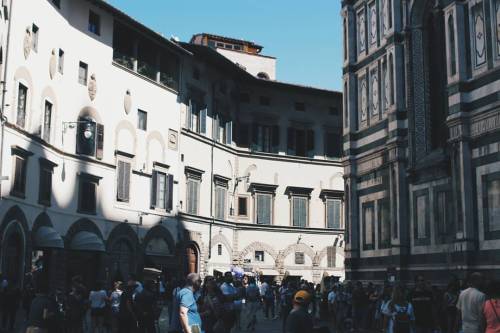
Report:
88,74,97,101
49,49,57,79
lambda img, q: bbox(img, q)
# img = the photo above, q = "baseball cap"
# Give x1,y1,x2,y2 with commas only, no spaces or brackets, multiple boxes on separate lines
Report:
294,290,312,304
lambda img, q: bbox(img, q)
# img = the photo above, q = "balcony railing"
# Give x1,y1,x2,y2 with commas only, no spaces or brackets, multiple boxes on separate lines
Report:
113,51,134,70
137,60,157,81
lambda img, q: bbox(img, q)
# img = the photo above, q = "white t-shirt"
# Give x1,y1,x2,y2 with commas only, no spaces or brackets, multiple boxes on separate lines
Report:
260,282,269,297
328,291,336,304
110,290,122,312
457,287,486,333
89,290,107,309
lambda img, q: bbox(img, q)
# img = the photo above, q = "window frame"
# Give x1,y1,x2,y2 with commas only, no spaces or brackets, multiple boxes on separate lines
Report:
254,250,265,262
42,99,53,143
16,82,28,129
77,172,101,215
151,162,172,211
88,10,101,36
38,158,57,206
482,171,500,240
137,109,148,131
31,24,39,52
10,146,33,199
185,166,204,215
249,183,277,225
286,186,313,228
115,152,133,204
362,201,375,251
320,189,344,230
413,189,431,246
58,49,64,74
214,175,229,220
237,195,249,218
78,61,88,85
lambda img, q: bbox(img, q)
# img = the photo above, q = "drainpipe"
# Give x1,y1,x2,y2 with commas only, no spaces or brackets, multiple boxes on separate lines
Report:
0,0,14,199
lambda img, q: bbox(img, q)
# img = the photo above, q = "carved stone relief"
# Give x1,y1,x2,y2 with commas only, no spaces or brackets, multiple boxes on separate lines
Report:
88,74,97,101
23,27,31,59
358,11,366,53
473,4,486,66
124,89,132,114
168,129,178,151
369,3,377,45
359,76,368,123
49,49,57,79
371,68,379,117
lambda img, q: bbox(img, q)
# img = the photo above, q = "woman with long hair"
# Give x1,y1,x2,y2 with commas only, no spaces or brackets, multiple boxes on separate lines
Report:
382,284,415,333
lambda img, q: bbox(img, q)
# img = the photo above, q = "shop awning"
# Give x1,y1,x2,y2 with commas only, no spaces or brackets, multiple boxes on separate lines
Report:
34,226,64,249
70,231,105,252
260,269,279,276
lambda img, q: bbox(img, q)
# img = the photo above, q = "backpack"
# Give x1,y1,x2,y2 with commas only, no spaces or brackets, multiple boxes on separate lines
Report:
391,302,411,333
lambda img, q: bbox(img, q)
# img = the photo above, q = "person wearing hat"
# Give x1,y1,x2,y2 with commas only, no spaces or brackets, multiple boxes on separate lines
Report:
285,290,314,333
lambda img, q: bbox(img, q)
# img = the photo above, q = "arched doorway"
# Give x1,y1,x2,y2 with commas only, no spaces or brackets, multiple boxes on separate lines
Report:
186,244,198,274
3,231,23,284
110,239,134,282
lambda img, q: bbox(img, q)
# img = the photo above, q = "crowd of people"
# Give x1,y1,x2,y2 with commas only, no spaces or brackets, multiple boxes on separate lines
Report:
0,270,499,333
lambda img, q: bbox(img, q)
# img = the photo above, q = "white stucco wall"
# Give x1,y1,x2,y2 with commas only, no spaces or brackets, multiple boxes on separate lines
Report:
217,48,277,80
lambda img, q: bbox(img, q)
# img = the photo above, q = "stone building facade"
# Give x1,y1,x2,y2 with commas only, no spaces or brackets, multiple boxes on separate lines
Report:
342,0,500,283
0,0,344,289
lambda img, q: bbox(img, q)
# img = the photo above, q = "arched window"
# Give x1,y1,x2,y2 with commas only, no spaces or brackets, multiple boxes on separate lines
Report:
448,14,457,76
257,72,269,80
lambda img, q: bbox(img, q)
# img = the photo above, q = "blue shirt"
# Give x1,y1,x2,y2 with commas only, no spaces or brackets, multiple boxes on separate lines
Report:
170,287,204,333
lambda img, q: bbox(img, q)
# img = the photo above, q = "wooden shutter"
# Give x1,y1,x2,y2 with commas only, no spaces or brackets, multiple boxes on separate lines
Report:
327,246,336,268
96,123,104,160
167,174,174,211
225,121,232,145
307,129,315,158
117,161,131,202
287,128,295,155
193,181,199,214
151,171,158,208
200,108,207,134
13,157,26,194
272,125,280,153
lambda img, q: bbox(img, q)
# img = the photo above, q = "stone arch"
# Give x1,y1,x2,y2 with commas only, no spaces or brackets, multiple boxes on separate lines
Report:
32,212,53,233
142,224,176,254
115,120,137,155
146,131,166,167
107,223,139,282
106,223,139,251
239,241,278,261
39,85,59,144
314,246,345,267
12,66,34,130
210,233,233,261
279,243,316,264
64,218,104,246
77,106,102,124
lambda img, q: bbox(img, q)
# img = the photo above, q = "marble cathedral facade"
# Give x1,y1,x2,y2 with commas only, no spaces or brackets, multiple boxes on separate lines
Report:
342,0,500,282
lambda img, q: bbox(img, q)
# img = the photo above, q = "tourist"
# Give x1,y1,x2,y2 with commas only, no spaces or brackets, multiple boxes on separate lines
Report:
118,279,139,332
382,284,415,333
443,278,460,333
409,275,435,333
199,276,224,333
284,290,314,333
352,281,368,329
244,276,261,331
483,280,500,333
280,280,297,333
109,281,123,333
327,285,337,327
135,280,159,333
457,272,486,333
170,273,203,333
26,277,58,333
65,285,86,333
261,278,275,319
377,285,393,332
219,271,237,332
89,282,108,333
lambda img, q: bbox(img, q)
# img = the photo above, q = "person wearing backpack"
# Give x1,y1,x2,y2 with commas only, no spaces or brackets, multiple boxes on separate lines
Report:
483,280,500,333
382,284,415,333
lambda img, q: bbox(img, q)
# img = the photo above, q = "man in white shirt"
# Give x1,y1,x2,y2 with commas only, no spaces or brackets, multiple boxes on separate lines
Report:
457,272,486,333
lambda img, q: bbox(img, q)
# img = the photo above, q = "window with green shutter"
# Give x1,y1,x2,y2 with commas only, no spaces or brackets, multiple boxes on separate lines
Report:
187,179,200,215
116,160,131,202
327,246,336,268
326,199,342,229
256,193,272,225
215,186,226,220
292,197,308,227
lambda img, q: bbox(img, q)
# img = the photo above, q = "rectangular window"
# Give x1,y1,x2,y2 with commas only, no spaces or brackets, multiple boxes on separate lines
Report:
287,128,314,158
187,101,207,134
116,160,131,203
378,199,391,248
256,193,272,225
42,101,52,143
487,179,500,231
327,246,336,268
294,102,305,112
255,251,265,262
325,132,342,159
292,197,308,227
137,110,147,131
295,252,305,265
326,199,342,229
78,62,88,85
436,191,449,239
78,178,97,214
151,170,170,210
259,96,270,106
215,186,227,220
39,165,53,206
252,124,279,153
238,197,248,216
186,179,200,215
12,156,27,198
88,10,101,36
16,84,28,128
58,49,64,74
363,203,374,250
416,195,427,239
32,24,39,52
217,244,222,256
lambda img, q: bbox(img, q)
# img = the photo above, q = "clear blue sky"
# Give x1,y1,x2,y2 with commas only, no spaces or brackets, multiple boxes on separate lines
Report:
108,0,343,91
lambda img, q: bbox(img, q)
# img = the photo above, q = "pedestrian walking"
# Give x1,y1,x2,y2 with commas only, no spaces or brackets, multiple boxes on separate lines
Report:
65,285,86,333
261,278,275,319
135,280,159,333
26,277,58,333
443,278,460,333
170,273,203,333
89,282,108,333
118,279,139,333
457,272,486,333
109,281,123,333
484,280,500,333
382,284,415,333
409,275,435,333
219,271,237,332
243,276,261,332
199,276,224,333
284,290,314,333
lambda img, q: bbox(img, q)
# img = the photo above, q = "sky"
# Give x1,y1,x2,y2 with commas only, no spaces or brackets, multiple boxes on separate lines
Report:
107,0,343,91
